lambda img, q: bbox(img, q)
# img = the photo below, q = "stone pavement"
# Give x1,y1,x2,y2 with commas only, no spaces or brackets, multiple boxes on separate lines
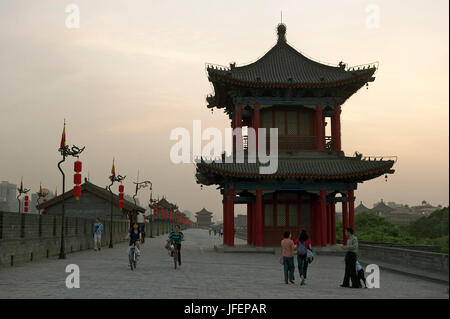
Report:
0,229,447,299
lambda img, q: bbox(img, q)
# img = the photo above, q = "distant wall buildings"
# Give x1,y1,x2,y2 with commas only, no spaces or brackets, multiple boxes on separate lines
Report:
353,199,443,225
0,181,17,212
195,208,213,228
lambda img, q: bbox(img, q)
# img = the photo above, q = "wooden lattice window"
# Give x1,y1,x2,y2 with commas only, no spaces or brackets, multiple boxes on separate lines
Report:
299,111,313,136
275,110,285,137
289,205,298,226
264,204,273,226
277,204,286,227
287,111,298,136
301,203,311,227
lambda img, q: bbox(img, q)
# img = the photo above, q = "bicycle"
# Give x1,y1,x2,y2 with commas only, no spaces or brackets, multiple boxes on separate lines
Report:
128,242,139,270
168,240,179,269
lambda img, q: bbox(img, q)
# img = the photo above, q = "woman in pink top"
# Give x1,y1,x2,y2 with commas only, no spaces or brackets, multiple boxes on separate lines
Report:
281,231,297,284
295,229,312,286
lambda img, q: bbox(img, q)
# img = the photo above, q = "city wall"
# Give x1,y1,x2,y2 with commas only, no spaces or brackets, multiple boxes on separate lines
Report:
0,212,183,267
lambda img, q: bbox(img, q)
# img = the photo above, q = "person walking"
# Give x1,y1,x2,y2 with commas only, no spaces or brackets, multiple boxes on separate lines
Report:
340,227,361,288
93,217,103,251
219,227,223,237
295,229,312,286
281,231,297,284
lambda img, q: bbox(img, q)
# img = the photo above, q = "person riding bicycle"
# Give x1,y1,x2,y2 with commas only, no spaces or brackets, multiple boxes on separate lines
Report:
125,222,142,256
168,225,184,266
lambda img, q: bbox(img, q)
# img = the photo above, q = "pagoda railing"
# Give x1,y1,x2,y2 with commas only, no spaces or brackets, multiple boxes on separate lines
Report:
242,135,317,152
270,136,316,152
361,156,397,162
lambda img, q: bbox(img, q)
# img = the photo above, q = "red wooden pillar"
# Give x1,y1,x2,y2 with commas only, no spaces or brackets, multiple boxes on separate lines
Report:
247,203,253,245
319,190,327,247
342,201,348,245
252,201,257,245
315,104,324,151
223,189,235,246
223,192,227,244
348,190,355,232
326,204,331,244
332,104,341,151
312,201,320,246
331,202,336,244
253,104,261,153
254,190,263,246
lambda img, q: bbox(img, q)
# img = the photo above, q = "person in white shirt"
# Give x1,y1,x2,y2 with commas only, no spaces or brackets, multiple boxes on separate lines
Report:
136,212,145,243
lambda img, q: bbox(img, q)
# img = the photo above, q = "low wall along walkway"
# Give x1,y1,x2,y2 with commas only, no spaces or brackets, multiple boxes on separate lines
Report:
0,212,184,267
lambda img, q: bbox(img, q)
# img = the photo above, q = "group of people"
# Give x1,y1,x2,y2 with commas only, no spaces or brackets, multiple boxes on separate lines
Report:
209,227,223,237
91,217,185,267
281,229,312,286
281,227,367,288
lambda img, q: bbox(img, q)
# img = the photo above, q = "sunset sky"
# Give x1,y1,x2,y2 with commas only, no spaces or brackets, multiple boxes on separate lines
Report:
0,0,448,221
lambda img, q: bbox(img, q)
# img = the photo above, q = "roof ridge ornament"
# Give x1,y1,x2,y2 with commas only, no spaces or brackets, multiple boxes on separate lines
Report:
277,23,287,43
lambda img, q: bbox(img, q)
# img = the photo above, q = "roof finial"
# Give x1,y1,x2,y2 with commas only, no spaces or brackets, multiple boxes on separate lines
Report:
277,23,287,43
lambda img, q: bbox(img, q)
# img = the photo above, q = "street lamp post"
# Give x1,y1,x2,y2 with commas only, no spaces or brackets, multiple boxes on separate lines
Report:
16,182,30,213
107,173,125,248
57,144,85,259
149,194,157,238
36,189,47,215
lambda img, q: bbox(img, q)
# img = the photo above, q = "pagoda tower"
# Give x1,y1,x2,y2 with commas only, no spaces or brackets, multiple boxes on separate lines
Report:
195,24,396,247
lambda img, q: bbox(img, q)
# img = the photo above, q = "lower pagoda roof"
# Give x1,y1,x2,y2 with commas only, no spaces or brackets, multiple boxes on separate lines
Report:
196,153,395,186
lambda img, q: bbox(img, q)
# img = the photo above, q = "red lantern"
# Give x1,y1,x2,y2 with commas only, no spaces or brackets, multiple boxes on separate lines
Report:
43,198,47,214
74,173,82,185
25,196,29,201
74,185,82,199
74,160,82,173
24,201,29,207
24,207,29,212
118,184,124,210
73,160,82,200
154,204,158,218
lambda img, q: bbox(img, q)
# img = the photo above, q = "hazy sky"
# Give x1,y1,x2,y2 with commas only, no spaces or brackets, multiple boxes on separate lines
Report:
0,0,448,221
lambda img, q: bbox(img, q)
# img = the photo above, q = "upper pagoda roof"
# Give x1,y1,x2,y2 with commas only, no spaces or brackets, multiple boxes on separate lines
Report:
207,23,377,89
196,154,395,186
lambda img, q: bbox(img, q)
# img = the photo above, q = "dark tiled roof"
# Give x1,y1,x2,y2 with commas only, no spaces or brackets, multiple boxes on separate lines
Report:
372,201,395,213
207,24,376,88
355,202,372,213
157,197,177,209
37,180,146,212
195,208,213,216
196,156,394,182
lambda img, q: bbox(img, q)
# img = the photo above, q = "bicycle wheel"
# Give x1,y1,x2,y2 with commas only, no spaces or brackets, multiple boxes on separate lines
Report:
129,252,134,270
